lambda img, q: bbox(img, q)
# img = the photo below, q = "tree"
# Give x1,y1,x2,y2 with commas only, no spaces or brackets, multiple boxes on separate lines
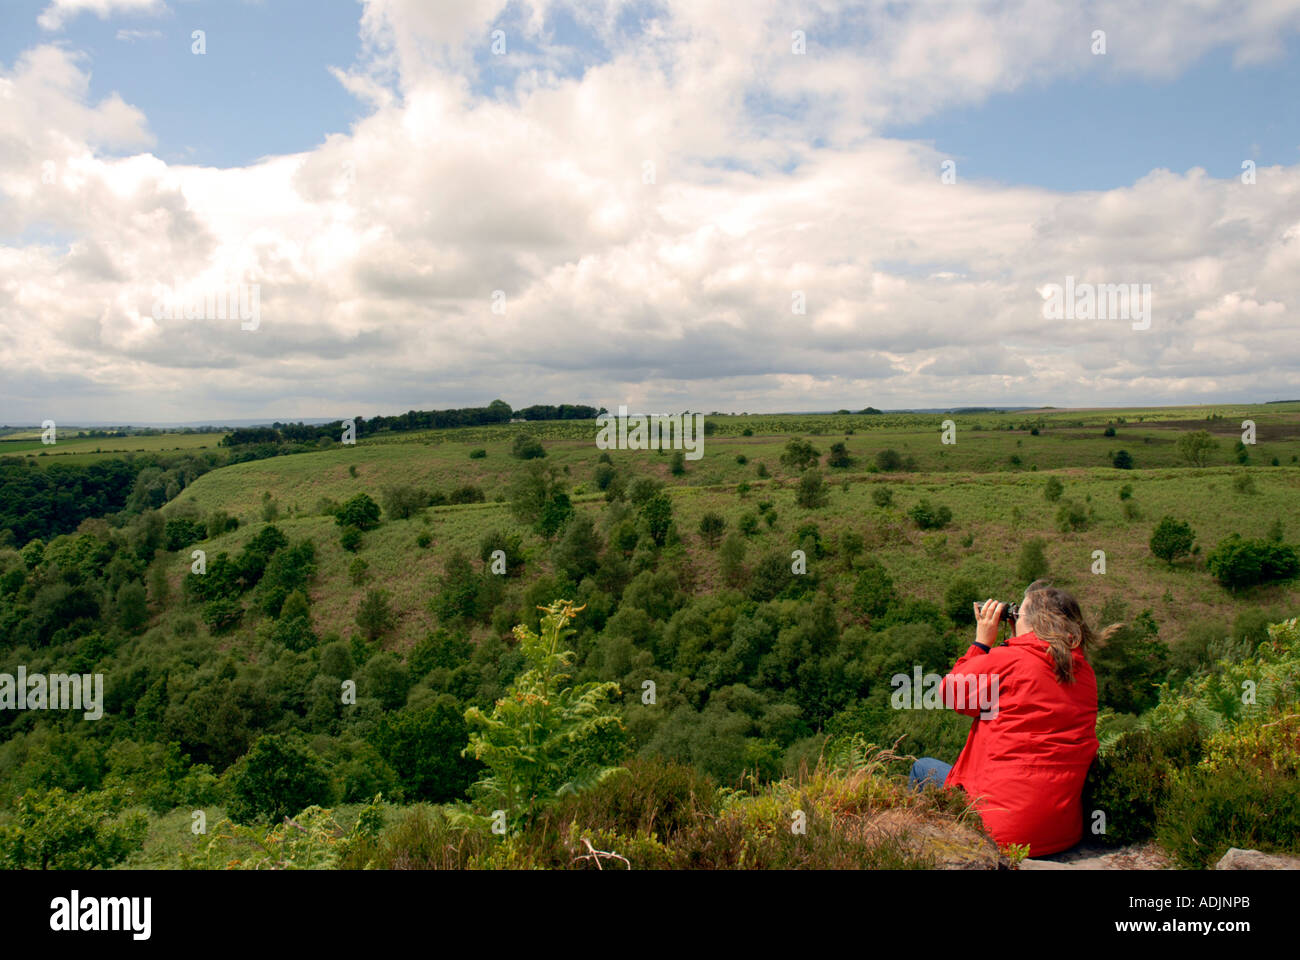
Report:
1112,449,1134,469
796,469,829,509
380,485,430,520
943,578,981,625
116,581,149,633
1149,516,1195,566
908,499,952,530
1016,538,1050,583
0,788,146,869
227,735,333,825
640,492,673,547
670,450,686,475
356,588,396,640
336,493,380,531
461,601,626,830
511,434,546,460
339,525,363,552
827,442,852,468
1043,476,1064,502
552,513,602,581
1177,430,1216,467
719,533,747,587
1055,500,1088,533
698,512,727,547
509,461,567,527
780,438,821,472
369,699,479,802
875,449,903,472
852,558,896,620
1206,535,1300,591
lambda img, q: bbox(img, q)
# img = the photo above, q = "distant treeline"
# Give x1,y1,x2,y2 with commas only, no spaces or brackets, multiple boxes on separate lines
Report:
219,400,603,448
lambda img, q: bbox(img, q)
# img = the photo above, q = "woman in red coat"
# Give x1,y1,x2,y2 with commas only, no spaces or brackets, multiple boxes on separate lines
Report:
909,581,1118,856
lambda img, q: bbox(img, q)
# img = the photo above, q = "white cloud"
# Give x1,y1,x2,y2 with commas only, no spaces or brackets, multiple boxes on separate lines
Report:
4,1,1300,421
38,0,166,32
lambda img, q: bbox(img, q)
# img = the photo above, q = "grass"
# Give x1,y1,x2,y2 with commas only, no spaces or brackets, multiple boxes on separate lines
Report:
0,430,227,464
150,401,1300,655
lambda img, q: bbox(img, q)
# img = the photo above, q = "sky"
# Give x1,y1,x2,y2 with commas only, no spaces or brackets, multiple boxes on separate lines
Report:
2,0,1299,424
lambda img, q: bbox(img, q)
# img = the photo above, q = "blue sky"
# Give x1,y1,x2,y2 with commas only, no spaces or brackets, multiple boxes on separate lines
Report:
3,0,1300,421
4,0,1295,186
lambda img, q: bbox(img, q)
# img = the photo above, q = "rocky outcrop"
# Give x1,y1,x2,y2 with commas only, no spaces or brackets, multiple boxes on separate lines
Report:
1019,841,1173,870
1214,848,1300,870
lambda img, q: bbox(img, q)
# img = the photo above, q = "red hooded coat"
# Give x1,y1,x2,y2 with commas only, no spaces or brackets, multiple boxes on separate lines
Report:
940,632,1098,856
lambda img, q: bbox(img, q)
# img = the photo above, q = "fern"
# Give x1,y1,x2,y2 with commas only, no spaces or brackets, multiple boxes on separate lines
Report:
461,600,627,832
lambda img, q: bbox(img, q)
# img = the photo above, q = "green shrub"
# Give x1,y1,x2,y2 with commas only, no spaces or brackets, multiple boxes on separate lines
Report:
1043,476,1064,502
1149,516,1194,566
511,435,546,460
227,735,333,825
0,787,147,869
1015,538,1049,582
469,448,487,459
698,512,727,547
796,469,829,509
1085,721,1203,847
1157,766,1300,868
1206,535,1300,591
907,499,951,530
871,487,893,507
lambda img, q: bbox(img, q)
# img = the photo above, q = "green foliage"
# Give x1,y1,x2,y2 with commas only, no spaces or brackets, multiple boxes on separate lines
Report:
1084,720,1202,846
907,499,952,530
1206,535,1300,591
943,577,980,625
227,735,333,825
469,448,487,459
380,484,431,520
0,787,147,869
336,493,381,531
796,469,829,509
851,558,896,621
1054,499,1088,533
1015,537,1049,583
511,435,546,460
1043,476,1064,502
202,597,244,634
1093,610,1168,715
1112,449,1134,469
1157,765,1300,868
874,449,902,471
827,442,852,468
369,698,479,802
339,525,363,551
779,439,820,472
1149,516,1195,566
461,601,627,830
871,486,893,507
670,450,686,475
356,588,396,640
1177,430,1216,467
698,512,727,547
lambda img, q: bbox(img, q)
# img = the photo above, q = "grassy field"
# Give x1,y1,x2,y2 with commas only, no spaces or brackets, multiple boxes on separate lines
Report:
158,403,1300,655
0,430,226,464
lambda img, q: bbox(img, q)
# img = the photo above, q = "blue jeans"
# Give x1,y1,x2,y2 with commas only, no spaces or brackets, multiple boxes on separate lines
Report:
909,757,952,790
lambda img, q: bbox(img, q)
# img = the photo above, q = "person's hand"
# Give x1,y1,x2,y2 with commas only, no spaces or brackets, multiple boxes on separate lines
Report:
974,598,1005,648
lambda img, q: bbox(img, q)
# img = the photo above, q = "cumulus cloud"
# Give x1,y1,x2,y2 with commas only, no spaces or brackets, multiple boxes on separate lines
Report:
38,0,166,32
3,0,1300,422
